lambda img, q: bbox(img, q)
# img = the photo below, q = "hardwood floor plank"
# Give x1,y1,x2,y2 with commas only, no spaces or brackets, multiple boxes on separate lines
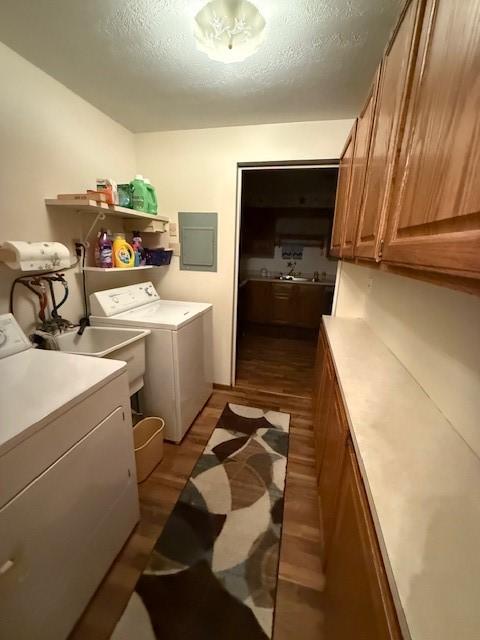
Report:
274,579,325,640
236,332,317,398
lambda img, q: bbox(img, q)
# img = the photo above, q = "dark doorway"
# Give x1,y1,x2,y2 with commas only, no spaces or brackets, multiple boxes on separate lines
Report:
235,166,339,397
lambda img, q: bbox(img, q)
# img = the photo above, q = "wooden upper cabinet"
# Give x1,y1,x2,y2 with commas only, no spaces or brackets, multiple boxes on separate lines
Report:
324,442,402,640
341,73,380,258
355,0,424,260
383,0,480,278
331,123,356,257
241,208,275,258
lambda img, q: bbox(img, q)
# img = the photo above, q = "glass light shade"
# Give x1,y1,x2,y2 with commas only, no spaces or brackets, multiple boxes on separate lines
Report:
194,0,266,63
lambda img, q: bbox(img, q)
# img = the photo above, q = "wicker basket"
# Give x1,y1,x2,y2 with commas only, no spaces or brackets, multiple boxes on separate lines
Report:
133,417,165,483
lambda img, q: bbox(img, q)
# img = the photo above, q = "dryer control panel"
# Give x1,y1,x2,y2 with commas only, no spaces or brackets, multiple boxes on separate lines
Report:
89,282,160,317
0,314,31,359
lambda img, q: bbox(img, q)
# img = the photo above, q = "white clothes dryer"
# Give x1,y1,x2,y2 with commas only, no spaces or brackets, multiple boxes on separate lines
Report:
0,314,139,639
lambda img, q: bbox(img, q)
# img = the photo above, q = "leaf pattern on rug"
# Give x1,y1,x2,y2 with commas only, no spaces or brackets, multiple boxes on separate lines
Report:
113,403,290,640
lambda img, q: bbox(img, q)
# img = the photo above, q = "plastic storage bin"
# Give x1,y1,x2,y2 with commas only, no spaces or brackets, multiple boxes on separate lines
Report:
133,417,165,483
145,248,173,266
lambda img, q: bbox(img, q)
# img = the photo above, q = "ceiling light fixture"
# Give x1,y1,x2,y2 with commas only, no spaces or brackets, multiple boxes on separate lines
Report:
194,0,266,64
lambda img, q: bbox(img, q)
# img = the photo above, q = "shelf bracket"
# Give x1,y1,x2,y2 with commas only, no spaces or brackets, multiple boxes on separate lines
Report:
80,210,106,247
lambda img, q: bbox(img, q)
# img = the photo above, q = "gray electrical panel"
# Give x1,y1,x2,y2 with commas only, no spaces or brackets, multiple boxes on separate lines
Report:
179,212,217,272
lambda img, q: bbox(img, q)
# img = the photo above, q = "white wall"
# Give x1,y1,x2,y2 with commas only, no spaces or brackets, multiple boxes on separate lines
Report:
0,40,352,385
135,120,353,384
0,42,137,331
335,261,480,460
333,260,370,317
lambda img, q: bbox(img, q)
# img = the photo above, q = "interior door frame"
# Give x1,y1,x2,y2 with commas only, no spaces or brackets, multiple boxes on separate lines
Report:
231,160,340,386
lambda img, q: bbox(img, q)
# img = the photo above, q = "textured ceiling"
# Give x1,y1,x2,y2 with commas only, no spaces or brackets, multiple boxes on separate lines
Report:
0,0,403,132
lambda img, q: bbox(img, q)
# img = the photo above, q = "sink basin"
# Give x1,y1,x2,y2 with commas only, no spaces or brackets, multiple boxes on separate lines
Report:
277,276,310,282
54,327,150,396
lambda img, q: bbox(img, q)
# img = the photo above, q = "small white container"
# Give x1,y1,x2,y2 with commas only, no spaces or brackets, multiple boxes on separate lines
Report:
133,417,165,483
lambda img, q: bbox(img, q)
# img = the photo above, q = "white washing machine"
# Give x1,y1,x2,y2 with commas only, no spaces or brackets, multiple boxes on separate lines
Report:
90,282,213,443
0,314,139,640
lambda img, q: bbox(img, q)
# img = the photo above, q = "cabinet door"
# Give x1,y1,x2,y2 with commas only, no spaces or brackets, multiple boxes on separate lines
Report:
245,281,272,323
383,0,480,278
318,384,349,560
355,0,424,260
242,208,275,257
324,443,402,640
313,349,335,479
342,73,380,258
0,407,138,640
313,325,328,416
271,283,295,324
295,285,325,329
331,124,356,257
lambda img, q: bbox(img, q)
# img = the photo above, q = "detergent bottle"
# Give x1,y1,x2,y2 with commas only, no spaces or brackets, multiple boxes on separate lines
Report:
130,175,149,212
131,231,144,267
113,233,135,268
95,228,113,268
144,178,158,215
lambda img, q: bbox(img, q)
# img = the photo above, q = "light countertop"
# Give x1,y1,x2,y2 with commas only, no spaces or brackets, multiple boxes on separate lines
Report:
239,274,336,288
322,316,480,640
0,349,126,456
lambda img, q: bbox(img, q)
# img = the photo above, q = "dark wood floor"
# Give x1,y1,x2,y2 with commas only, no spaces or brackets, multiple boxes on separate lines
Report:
236,330,318,398
71,336,324,640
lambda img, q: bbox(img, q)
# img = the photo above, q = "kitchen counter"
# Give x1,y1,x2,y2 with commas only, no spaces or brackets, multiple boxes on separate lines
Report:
322,316,480,640
239,275,335,288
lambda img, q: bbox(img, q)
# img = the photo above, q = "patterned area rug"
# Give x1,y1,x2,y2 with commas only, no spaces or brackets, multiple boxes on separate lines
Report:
112,403,290,640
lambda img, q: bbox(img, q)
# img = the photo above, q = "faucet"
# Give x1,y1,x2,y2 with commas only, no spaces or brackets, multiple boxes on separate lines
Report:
286,261,297,277
77,317,89,336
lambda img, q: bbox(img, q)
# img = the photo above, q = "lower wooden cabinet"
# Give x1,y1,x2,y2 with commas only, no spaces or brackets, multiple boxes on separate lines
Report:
296,284,325,329
314,332,346,557
244,280,326,328
244,281,271,324
271,282,296,324
314,327,402,639
313,331,333,476
317,383,348,557
324,443,401,640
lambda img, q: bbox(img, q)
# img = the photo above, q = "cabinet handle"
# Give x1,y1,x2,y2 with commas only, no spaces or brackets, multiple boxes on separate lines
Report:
0,559,14,576
378,239,384,258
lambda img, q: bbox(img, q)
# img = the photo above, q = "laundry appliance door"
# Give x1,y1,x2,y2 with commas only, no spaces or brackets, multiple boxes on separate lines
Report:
171,308,213,443
0,406,138,640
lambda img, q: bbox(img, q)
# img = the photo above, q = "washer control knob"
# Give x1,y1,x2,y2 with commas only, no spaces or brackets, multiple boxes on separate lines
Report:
145,286,154,297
